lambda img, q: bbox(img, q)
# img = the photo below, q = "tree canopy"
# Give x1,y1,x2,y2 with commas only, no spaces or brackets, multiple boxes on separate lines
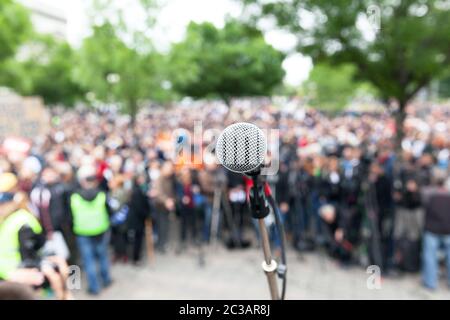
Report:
168,20,286,104
0,0,31,63
304,63,377,112
241,0,450,147
74,1,171,119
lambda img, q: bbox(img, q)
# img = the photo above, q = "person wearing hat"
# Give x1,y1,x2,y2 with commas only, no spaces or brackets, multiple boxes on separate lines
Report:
0,172,44,281
0,172,71,300
69,165,112,295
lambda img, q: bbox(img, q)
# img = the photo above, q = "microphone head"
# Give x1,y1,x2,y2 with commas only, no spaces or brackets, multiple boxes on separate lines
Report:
215,122,267,173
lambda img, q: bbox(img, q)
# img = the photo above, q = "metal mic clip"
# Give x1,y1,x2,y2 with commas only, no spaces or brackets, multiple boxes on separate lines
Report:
247,172,270,219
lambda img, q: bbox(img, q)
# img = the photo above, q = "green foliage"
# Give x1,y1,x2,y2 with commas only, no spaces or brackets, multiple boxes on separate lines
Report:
19,35,85,106
0,0,32,63
240,0,450,146
75,0,171,118
169,20,285,103
0,3,82,107
74,22,170,117
304,63,377,112
242,0,450,104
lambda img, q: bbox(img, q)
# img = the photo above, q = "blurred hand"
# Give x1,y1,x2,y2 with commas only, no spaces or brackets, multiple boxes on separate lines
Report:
334,228,344,243
165,198,175,211
7,268,44,287
41,257,73,300
280,202,289,213
406,180,418,192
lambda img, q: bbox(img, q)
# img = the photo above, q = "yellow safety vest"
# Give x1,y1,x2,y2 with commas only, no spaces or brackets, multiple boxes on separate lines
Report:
70,192,110,236
0,209,42,280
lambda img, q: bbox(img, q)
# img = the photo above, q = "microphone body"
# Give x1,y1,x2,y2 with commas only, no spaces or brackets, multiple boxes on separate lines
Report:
216,122,283,300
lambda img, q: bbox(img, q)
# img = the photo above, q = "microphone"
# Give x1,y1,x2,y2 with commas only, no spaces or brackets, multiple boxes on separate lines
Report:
216,122,270,218
215,122,267,174
215,123,285,300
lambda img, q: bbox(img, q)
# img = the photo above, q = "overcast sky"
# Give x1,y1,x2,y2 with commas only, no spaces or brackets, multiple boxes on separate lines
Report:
36,0,312,86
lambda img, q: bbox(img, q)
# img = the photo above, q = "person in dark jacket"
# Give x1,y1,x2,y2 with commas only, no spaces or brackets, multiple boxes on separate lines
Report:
374,162,395,273
340,147,364,247
30,167,68,239
421,171,450,289
177,168,197,252
127,175,150,264
393,154,423,272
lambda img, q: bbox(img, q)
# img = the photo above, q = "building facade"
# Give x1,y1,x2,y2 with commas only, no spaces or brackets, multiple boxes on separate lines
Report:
18,0,68,40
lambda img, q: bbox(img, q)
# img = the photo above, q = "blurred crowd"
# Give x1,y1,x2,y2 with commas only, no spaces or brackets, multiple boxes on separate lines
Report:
0,98,449,299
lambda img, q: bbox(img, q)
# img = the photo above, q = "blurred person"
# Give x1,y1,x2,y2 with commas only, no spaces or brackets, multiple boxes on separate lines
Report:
127,175,151,264
0,172,44,281
339,147,364,248
197,162,217,243
0,173,72,300
30,167,70,258
226,170,248,248
318,204,351,263
369,162,394,274
275,162,292,240
69,166,112,295
393,153,423,272
293,158,316,251
152,161,176,253
176,168,198,252
108,173,131,263
421,170,450,290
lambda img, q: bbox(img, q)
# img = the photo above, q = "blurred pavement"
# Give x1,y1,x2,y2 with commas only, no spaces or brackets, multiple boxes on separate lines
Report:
74,245,450,300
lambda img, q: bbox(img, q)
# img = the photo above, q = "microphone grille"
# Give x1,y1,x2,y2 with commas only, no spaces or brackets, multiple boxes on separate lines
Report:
215,122,267,173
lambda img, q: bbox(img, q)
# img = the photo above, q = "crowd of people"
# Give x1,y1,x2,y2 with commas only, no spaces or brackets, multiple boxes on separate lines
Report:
0,98,449,299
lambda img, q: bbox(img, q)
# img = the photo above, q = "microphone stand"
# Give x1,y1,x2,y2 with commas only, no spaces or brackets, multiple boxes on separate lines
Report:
247,171,280,300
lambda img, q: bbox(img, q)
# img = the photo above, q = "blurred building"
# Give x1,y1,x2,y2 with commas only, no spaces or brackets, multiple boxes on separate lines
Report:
18,0,67,40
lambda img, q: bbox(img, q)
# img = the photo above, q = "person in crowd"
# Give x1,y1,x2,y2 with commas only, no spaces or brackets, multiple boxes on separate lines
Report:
197,162,217,243
393,152,423,272
176,168,198,252
0,98,448,297
108,173,131,263
0,172,72,299
226,170,248,248
370,162,394,274
421,170,450,290
69,166,112,295
340,147,364,249
151,161,176,253
30,166,69,257
127,175,151,264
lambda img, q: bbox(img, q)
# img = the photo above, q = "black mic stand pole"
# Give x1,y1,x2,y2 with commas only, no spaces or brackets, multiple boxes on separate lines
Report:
248,171,280,300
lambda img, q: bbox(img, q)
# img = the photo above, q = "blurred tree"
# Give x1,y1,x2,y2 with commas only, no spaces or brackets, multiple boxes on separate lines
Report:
438,76,450,98
75,0,171,120
16,35,85,107
168,20,285,105
304,63,377,112
240,0,450,149
0,0,31,63
0,0,32,90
